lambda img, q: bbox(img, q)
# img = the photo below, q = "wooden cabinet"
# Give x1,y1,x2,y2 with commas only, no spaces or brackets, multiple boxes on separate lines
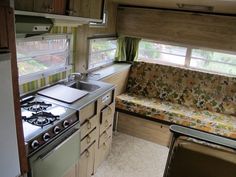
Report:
79,101,96,124
14,0,34,12
0,7,9,49
77,89,115,177
78,142,96,177
94,91,115,171
15,0,67,15
15,0,104,20
81,128,97,153
95,137,112,170
65,0,104,19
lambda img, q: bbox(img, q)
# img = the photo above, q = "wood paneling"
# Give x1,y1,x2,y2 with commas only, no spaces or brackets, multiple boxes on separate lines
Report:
101,67,130,96
75,0,118,72
0,7,9,49
112,0,236,15
117,7,236,52
118,112,172,147
6,7,28,173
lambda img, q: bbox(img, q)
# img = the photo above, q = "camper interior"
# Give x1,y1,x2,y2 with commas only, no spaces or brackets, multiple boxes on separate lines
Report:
0,0,236,177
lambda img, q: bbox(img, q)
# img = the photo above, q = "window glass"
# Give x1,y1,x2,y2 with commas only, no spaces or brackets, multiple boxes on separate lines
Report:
138,39,236,76
190,49,236,75
88,38,117,70
138,40,187,65
16,36,70,77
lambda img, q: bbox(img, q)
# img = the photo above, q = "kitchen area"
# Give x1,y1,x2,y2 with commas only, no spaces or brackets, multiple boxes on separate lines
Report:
3,0,236,177
0,0,125,177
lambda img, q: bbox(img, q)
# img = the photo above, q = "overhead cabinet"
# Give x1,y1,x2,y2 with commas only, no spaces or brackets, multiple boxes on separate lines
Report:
14,0,104,20
68,0,104,19
15,0,67,15
0,7,9,50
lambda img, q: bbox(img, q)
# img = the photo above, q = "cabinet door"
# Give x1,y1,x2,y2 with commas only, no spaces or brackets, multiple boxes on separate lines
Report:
0,7,9,49
34,0,66,14
51,0,67,15
89,0,104,20
68,0,104,19
34,0,52,13
78,143,95,177
78,151,88,177
15,0,34,11
94,137,112,171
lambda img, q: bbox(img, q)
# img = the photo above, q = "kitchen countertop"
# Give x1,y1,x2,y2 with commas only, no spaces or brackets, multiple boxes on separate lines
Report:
39,79,115,111
88,63,131,81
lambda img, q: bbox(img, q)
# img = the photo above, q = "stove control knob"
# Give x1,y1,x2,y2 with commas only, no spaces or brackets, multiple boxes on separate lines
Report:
43,133,50,142
31,140,39,149
54,126,61,134
63,120,69,128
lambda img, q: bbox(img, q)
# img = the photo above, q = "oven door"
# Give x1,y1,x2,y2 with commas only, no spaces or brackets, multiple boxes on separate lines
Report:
29,125,80,177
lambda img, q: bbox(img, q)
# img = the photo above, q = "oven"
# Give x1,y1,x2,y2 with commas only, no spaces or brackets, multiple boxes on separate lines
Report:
21,95,81,177
28,122,80,177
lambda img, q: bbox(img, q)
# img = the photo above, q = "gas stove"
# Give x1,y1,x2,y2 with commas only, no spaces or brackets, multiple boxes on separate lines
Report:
21,95,79,156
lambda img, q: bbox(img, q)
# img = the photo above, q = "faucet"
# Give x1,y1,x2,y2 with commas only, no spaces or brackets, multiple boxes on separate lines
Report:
67,72,87,82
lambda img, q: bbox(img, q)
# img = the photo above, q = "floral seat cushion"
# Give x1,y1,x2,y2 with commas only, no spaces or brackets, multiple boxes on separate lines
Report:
116,93,236,139
126,62,236,115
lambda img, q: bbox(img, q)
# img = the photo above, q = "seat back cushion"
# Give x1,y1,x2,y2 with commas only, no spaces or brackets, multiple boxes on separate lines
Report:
126,62,236,115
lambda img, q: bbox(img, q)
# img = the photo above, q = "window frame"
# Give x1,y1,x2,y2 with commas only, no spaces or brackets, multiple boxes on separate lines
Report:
17,34,73,84
87,36,117,72
138,39,236,77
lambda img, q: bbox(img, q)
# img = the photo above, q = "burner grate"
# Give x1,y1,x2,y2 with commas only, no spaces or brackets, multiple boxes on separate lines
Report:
22,101,52,112
23,112,59,128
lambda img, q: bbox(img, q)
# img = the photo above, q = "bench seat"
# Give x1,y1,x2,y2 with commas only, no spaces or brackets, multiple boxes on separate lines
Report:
116,93,236,139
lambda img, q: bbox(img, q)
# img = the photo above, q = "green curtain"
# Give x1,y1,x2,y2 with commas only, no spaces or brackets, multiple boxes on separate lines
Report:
115,36,141,62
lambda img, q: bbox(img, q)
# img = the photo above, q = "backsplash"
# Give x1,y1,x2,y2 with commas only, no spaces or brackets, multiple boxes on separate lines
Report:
19,26,78,94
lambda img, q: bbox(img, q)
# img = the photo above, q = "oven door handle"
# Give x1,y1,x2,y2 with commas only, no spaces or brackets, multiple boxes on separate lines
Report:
38,128,80,160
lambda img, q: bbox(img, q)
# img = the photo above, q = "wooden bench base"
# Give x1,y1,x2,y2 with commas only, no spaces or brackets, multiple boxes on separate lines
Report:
117,112,172,147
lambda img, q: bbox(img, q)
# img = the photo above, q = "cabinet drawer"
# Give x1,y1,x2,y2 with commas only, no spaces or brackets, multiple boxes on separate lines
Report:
81,115,98,139
79,102,96,124
99,125,112,148
100,103,115,135
95,137,112,170
80,128,97,154
98,91,113,110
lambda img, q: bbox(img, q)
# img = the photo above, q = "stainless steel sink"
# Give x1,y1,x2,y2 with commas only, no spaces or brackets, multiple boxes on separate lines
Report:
68,81,101,92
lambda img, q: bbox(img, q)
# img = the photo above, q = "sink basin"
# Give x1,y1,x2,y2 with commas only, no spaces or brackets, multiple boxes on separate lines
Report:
68,81,101,92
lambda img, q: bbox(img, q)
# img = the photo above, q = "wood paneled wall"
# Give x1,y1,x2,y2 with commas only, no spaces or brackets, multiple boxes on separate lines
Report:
75,0,118,72
117,7,236,52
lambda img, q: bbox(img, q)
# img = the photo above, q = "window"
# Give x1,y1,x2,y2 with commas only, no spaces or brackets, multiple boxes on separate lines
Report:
138,40,187,66
138,40,236,76
190,49,236,75
16,34,72,84
88,38,117,70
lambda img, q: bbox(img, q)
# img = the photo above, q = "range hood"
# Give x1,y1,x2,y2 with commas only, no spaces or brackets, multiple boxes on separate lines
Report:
15,15,53,37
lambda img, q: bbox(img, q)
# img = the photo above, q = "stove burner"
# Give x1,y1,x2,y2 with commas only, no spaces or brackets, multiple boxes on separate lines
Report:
23,112,59,127
22,101,52,112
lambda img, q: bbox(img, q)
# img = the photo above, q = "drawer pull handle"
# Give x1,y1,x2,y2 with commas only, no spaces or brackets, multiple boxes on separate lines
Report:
87,135,91,144
85,150,90,157
108,105,112,114
105,120,109,127
87,121,92,129
103,142,106,149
